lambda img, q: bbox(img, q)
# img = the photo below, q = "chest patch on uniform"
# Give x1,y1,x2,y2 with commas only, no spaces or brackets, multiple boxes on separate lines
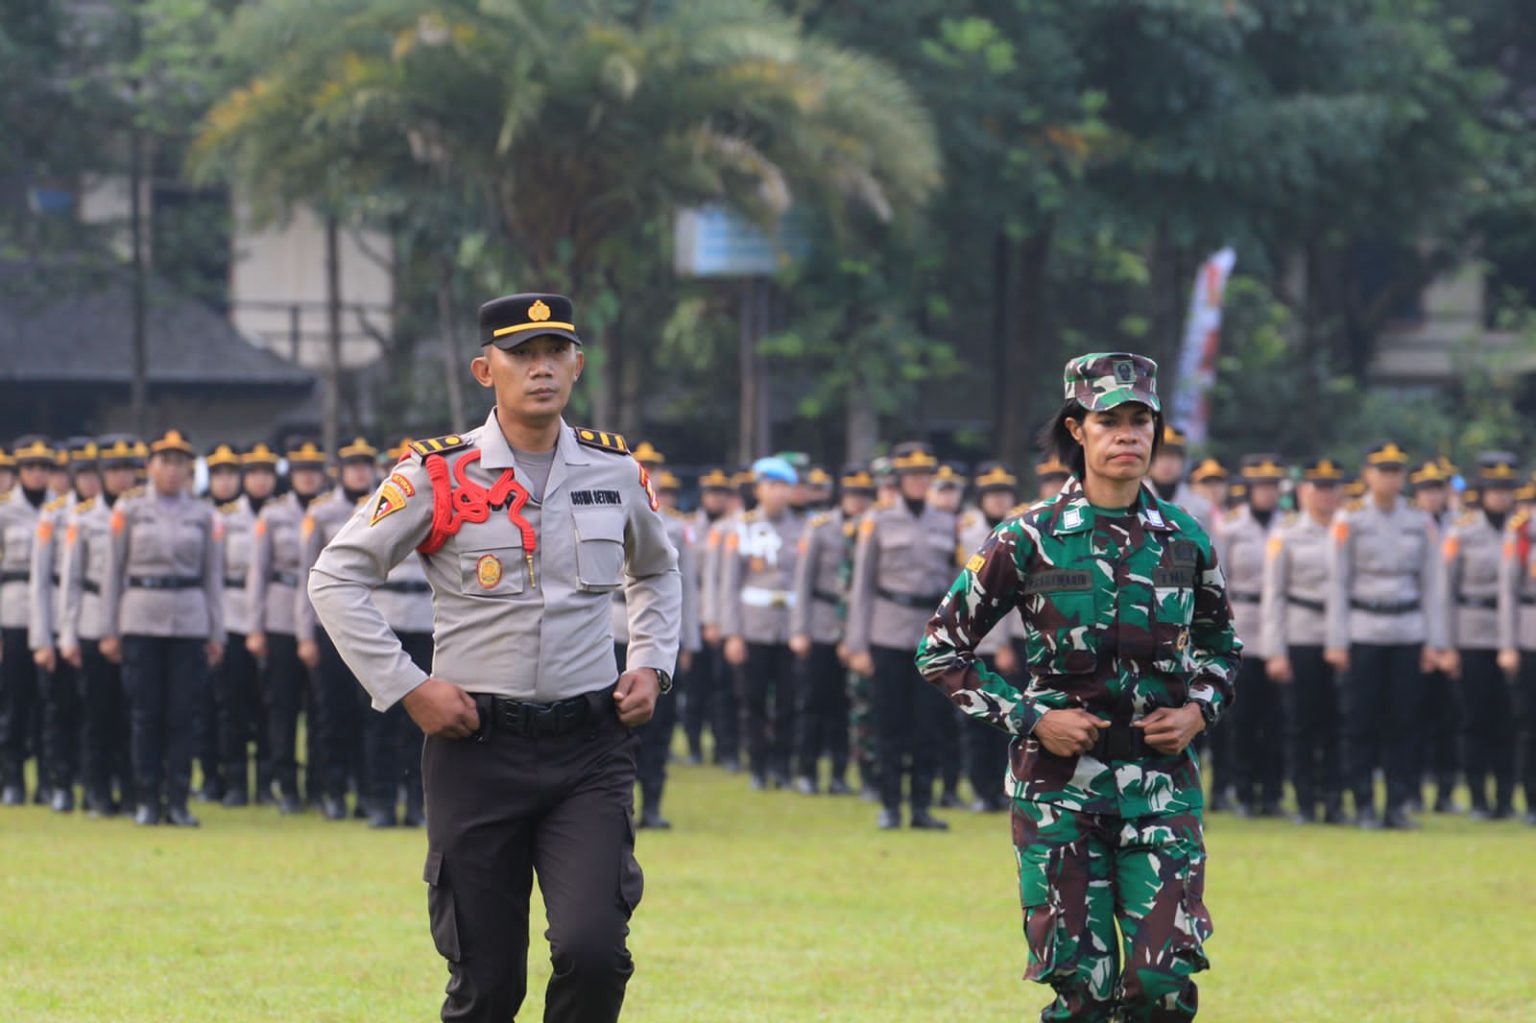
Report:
388,472,415,498
570,489,622,507
966,553,986,573
1153,567,1196,587
1168,541,1199,565
370,482,408,526
476,553,503,589
1023,570,1092,594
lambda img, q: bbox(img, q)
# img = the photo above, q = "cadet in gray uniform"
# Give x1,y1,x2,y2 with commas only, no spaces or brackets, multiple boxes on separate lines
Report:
1497,486,1536,825
309,293,679,1023
195,443,245,803
1148,424,1216,533
0,447,13,498
30,439,99,811
1410,458,1459,811
1439,452,1521,819
247,439,328,813
611,451,699,828
698,470,745,769
1326,441,1445,829
788,463,874,796
684,467,733,764
216,442,278,807
846,441,956,831
58,435,142,815
720,456,804,791
1262,456,1345,823
296,437,379,820
0,436,56,805
100,430,225,827
956,461,1022,813
1215,455,1286,816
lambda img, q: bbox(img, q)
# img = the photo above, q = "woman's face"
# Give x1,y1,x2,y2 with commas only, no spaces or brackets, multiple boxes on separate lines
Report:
149,453,191,495
1484,487,1515,514
1067,404,1156,483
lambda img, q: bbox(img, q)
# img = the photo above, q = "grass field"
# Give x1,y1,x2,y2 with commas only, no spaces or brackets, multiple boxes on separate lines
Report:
3,759,1535,1023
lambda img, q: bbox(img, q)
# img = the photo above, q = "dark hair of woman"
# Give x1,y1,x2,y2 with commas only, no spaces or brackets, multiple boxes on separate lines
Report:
1035,400,1165,481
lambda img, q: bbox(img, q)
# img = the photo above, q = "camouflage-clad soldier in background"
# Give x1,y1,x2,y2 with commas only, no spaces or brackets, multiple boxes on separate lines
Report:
918,353,1239,1022
788,463,874,795
1261,457,1346,823
1438,453,1521,819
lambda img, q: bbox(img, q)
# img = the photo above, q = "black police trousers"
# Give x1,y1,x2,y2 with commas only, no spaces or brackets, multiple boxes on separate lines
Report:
219,632,270,799
614,642,676,816
364,630,428,814
1460,648,1514,812
79,639,133,806
1285,645,1342,818
262,631,308,799
39,656,80,793
422,691,642,1023
1418,665,1460,801
871,644,944,814
963,652,1013,802
737,641,796,781
122,634,207,811
1519,653,1536,809
1343,642,1423,814
314,629,362,803
1231,657,1285,810
0,626,39,790
680,642,719,762
793,641,849,784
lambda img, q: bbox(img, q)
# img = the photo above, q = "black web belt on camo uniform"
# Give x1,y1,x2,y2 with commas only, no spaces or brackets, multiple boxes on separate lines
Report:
877,587,948,609
127,575,201,590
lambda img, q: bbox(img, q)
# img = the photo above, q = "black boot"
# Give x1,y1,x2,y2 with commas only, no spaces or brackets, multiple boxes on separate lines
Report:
165,805,201,828
638,806,672,830
909,809,950,831
49,787,74,813
367,806,397,829
133,803,161,826
1,783,23,806
402,787,425,828
877,807,901,830
320,794,348,821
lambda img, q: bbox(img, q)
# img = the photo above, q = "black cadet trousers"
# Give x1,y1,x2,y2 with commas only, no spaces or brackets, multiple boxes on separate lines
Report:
1519,653,1536,810
793,641,849,783
737,641,796,781
314,629,362,803
121,635,207,810
871,644,944,814
262,631,307,799
1419,664,1460,803
1343,642,1424,815
1231,657,1285,811
365,630,428,814
218,632,270,799
423,689,642,1023
39,656,81,793
79,639,133,807
696,642,739,764
615,642,677,816
1460,648,1514,812
0,626,39,790
1285,645,1342,818
964,653,1013,803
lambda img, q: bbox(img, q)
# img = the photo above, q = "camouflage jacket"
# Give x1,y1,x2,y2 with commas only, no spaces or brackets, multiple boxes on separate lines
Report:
915,476,1242,817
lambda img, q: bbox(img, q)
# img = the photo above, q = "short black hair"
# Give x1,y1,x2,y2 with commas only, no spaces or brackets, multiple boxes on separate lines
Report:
1036,400,1164,481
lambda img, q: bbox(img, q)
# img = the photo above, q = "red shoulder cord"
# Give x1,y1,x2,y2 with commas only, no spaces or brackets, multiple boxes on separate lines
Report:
417,450,539,586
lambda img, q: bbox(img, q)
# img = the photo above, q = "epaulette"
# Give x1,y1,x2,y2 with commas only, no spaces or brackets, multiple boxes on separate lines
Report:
663,506,687,520
44,494,71,513
75,496,98,513
219,499,243,514
0,490,9,504
1346,498,1364,512
121,486,145,501
572,428,630,456
808,511,832,529
1281,510,1299,527
1457,510,1479,528
1511,509,1531,531
1223,506,1243,522
409,434,471,460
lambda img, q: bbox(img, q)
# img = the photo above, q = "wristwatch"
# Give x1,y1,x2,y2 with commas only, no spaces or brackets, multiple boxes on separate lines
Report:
653,668,673,695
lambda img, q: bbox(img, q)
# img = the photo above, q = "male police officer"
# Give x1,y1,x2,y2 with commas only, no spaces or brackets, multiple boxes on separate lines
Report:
309,292,679,1023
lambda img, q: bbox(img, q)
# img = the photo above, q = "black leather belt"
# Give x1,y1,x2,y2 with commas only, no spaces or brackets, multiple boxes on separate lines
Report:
1087,722,1147,763
224,576,246,589
1229,592,1261,604
1456,595,1497,610
0,571,27,585
269,570,299,587
812,588,842,606
82,580,100,595
471,687,611,739
1350,598,1419,615
128,575,200,590
1523,596,1536,606
1286,594,1325,613
877,587,947,609
380,580,431,594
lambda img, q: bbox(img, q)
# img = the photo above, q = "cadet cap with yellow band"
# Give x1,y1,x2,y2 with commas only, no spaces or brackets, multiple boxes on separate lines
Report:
480,293,580,348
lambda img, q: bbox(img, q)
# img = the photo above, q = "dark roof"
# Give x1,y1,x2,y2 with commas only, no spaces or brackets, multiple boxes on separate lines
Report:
0,260,315,389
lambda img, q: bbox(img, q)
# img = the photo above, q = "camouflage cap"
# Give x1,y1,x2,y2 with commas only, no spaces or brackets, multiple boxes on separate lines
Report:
1063,352,1160,412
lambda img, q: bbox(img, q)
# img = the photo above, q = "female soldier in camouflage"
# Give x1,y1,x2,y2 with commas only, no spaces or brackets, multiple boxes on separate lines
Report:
916,353,1241,1022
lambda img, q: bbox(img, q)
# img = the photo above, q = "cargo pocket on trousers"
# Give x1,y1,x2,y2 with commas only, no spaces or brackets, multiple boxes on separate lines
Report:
1171,854,1213,973
423,849,463,962
617,812,645,917
1018,854,1066,982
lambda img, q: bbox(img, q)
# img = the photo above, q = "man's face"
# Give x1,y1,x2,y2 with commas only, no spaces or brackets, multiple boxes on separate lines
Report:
341,461,377,493
208,466,241,502
243,467,276,499
472,335,583,425
756,479,792,515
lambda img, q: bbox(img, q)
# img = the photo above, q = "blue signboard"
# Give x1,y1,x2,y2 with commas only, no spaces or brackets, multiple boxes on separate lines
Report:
674,205,812,278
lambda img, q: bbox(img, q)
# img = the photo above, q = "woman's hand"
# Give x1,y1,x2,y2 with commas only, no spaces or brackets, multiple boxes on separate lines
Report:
1034,709,1109,757
1134,705,1206,756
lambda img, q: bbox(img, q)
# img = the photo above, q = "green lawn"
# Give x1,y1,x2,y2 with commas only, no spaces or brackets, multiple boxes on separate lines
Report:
3,761,1534,1022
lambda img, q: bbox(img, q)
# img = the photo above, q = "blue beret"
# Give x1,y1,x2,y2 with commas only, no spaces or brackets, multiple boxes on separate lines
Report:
751,456,798,485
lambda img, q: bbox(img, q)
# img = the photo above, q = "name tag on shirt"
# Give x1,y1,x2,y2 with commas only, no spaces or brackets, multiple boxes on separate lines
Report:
570,490,622,507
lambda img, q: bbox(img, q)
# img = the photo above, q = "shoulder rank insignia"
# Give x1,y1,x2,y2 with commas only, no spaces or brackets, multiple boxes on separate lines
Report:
122,486,145,501
409,434,470,460
573,428,629,455
219,499,242,514
808,511,832,529
76,496,98,513
44,494,71,513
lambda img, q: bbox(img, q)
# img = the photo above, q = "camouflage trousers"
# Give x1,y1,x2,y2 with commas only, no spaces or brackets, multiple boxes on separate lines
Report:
1014,802,1212,1022
848,669,877,787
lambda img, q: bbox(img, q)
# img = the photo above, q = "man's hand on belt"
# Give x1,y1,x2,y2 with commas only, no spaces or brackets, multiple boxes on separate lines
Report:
613,668,660,727
403,677,480,739
1134,704,1204,756
1035,708,1108,757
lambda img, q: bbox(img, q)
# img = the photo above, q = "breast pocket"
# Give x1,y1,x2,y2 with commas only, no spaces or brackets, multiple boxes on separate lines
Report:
1021,570,1098,676
573,509,626,592
1152,565,1196,674
459,546,525,597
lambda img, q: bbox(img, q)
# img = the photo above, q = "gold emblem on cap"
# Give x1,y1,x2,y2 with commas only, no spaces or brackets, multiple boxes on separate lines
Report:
529,299,551,322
